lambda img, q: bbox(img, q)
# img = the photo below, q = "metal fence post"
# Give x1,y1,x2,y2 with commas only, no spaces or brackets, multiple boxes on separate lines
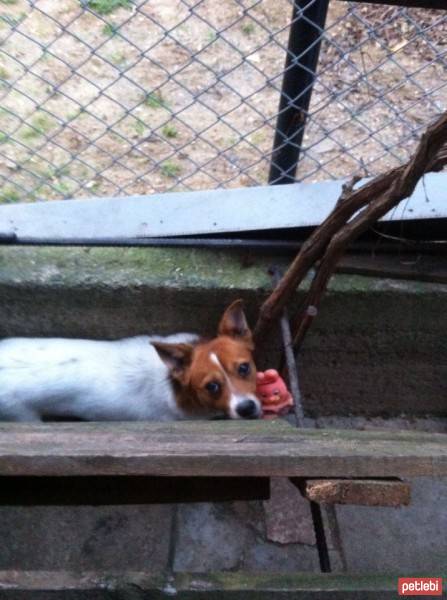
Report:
269,0,330,185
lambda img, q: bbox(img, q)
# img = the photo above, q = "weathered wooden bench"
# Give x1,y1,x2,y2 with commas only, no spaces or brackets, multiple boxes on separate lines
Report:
1,420,446,480
0,419,446,598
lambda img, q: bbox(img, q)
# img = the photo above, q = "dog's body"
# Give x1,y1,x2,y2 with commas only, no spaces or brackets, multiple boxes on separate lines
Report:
0,334,199,422
0,301,261,422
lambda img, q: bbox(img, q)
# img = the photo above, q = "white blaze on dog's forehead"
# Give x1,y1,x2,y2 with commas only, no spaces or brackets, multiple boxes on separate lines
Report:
210,352,220,367
210,352,232,386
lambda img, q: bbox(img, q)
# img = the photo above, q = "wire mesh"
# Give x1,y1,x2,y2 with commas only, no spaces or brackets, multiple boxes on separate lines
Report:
0,0,445,203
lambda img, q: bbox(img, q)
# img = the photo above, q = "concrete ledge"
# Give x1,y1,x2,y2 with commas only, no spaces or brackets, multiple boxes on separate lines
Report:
0,245,445,417
0,571,428,599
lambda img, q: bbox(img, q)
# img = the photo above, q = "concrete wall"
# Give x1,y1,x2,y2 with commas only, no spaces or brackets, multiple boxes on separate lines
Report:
0,246,445,417
0,245,446,575
0,482,321,574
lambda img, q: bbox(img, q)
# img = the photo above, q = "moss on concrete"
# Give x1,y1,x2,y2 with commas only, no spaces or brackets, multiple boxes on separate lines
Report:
174,571,401,592
1,245,445,294
0,246,276,290
3,572,437,598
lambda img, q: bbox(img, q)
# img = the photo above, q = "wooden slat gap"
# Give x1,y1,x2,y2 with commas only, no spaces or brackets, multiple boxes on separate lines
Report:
0,476,270,506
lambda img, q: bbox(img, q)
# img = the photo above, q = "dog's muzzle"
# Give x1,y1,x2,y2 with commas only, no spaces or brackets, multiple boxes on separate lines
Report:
235,398,261,419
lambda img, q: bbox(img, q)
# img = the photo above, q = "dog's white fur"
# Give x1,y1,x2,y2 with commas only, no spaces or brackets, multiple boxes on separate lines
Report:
0,333,200,422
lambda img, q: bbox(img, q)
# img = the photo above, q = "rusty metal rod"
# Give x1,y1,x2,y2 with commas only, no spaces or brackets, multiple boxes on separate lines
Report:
270,266,331,573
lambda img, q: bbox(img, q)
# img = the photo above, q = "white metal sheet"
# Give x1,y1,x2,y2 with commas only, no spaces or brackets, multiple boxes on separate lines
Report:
0,173,445,240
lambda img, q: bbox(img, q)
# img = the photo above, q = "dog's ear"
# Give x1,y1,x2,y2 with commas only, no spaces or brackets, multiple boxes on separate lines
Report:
218,299,252,345
152,342,194,381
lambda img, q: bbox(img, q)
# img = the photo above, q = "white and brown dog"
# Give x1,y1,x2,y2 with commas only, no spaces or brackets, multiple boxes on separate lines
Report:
0,300,261,422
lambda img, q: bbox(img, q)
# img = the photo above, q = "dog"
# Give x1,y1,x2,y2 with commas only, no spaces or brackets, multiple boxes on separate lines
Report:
0,300,261,422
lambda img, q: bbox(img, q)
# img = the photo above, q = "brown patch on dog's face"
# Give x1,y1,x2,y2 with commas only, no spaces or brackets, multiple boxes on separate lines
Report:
152,300,261,419
183,336,258,417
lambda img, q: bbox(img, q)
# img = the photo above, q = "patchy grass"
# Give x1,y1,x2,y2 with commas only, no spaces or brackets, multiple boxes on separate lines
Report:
250,131,266,145
206,30,217,43
145,92,169,110
0,132,8,143
32,165,73,198
85,179,100,193
102,23,119,37
50,165,71,179
0,0,18,4
160,161,181,179
84,0,132,15
162,124,178,139
0,65,10,79
0,187,20,203
66,110,82,121
134,118,146,137
0,13,25,27
52,181,72,196
226,135,238,147
241,22,255,35
21,113,54,140
109,50,127,65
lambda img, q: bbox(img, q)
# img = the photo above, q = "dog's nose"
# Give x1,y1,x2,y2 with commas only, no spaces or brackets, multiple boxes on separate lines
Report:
236,399,259,419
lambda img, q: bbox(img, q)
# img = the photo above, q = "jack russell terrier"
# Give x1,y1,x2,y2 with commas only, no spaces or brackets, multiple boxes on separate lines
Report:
0,300,261,422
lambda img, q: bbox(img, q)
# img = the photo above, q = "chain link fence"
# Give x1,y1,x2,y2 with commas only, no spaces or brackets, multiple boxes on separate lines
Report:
0,0,445,203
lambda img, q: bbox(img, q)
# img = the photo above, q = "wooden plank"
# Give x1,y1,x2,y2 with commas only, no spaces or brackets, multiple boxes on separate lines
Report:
338,0,447,8
295,478,411,507
0,476,269,506
0,571,414,599
0,421,446,478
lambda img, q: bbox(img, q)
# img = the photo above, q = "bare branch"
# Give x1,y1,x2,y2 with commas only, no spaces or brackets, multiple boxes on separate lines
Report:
253,111,447,345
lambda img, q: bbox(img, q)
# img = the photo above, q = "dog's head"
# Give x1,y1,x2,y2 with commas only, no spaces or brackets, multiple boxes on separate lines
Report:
152,300,261,419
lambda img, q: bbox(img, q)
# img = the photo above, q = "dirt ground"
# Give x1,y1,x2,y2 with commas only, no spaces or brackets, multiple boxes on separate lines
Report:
0,0,445,202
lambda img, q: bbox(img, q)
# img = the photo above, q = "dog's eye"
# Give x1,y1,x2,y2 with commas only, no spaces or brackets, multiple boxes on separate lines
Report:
238,362,250,377
205,381,221,395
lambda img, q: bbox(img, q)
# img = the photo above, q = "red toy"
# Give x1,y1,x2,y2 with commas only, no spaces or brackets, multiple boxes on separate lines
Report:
256,369,294,418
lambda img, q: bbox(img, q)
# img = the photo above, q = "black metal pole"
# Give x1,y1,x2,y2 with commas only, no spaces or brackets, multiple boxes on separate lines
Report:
269,0,330,185
271,267,332,573
310,500,332,572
